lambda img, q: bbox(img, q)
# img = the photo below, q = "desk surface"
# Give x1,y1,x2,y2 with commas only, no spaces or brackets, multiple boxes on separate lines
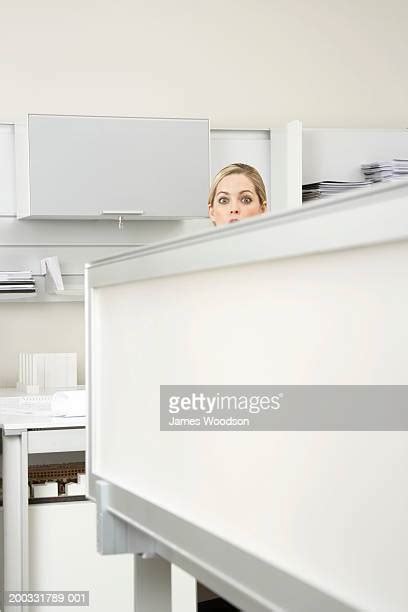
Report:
0,414,86,431
0,388,86,430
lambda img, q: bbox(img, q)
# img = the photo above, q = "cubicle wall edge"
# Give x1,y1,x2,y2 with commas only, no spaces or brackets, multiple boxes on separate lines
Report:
85,266,93,500
85,180,408,290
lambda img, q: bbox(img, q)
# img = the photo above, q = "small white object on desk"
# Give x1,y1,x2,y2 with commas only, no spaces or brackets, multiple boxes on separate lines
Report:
65,474,86,496
32,482,59,498
51,390,86,417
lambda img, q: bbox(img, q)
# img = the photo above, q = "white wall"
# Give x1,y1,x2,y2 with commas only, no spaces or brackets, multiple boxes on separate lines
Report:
1,0,407,126
1,0,407,384
0,302,85,386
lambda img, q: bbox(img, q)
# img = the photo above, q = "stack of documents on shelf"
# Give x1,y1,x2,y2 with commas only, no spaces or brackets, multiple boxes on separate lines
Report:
0,270,36,297
361,159,408,182
302,180,373,203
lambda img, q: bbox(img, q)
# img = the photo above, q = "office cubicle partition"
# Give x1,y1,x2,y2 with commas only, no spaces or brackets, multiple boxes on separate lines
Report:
86,180,408,612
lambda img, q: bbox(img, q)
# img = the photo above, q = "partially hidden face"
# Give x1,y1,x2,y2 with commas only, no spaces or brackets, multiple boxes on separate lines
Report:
209,173,265,226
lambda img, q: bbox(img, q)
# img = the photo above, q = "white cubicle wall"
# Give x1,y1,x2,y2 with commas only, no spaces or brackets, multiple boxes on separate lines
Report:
87,181,408,612
302,127,408,184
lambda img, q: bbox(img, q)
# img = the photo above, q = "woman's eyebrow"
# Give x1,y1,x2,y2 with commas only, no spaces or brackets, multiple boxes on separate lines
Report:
216,189,254,196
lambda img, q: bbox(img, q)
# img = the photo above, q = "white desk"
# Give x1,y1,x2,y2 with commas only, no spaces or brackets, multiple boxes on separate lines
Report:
0,391,86,611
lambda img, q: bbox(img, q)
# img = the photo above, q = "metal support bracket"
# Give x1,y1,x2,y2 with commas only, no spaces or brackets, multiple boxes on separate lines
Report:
96,480,157,558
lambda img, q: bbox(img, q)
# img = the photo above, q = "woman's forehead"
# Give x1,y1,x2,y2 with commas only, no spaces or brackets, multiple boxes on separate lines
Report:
216,173,255,193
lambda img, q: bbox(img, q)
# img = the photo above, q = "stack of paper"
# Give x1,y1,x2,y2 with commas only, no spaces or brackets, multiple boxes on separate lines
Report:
66,474,86,496
302,180,373,203
0,270,36,296
361,159,408,182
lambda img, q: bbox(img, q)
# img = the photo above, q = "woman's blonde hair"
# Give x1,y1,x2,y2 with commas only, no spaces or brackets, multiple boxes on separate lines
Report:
208,163,267,211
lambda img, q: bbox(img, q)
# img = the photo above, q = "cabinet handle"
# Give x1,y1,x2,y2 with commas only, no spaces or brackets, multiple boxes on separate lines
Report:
100,210,144,216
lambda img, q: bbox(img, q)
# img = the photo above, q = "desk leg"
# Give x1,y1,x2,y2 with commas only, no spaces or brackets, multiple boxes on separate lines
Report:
171,564,197,612
2,429,29,611
134,555,171,612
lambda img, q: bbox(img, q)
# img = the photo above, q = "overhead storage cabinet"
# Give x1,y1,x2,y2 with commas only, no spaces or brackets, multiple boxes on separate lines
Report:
15,115,210,219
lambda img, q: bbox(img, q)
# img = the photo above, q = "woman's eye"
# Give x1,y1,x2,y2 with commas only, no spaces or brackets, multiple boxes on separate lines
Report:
242,197,252,204
218,197,229,205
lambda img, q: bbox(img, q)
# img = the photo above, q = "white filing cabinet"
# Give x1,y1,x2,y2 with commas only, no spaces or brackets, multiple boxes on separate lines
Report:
0,405,134,612
15,114,210,220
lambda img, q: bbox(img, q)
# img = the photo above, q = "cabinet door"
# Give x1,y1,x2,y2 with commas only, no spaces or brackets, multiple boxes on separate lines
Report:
29,501,134,612
25,115,209,219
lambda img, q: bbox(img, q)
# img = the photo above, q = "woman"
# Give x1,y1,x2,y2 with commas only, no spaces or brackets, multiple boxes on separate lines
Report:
208,163,267,226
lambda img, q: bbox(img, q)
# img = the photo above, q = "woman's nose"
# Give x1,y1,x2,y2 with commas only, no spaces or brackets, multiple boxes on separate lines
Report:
229,201,240,214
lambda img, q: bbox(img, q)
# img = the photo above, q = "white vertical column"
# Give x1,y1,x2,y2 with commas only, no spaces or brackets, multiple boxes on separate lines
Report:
2,429,29,611
286,119,303,209
269,127,287,212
